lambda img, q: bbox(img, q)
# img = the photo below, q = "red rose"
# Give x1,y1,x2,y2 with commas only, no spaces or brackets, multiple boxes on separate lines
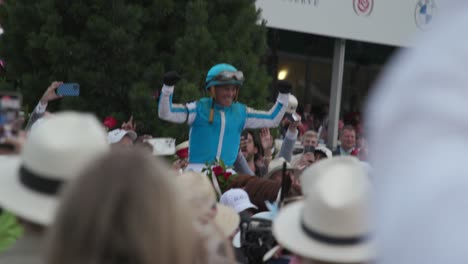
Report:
350,148,360,156
212,166,224,176
223,172,232,180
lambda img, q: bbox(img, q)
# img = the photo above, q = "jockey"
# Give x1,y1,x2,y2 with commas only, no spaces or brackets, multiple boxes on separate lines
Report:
158,63,291,171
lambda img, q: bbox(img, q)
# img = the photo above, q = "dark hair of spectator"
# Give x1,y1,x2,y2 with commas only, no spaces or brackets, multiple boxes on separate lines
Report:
340,125,356,137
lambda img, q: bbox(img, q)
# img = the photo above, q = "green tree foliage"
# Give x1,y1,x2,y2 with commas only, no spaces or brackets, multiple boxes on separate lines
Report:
0,0,270,141
0,211,23,253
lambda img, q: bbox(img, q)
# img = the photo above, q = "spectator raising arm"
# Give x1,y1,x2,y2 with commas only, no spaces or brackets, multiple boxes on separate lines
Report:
278,115,301,162
25,81,63,131
259,128,273,168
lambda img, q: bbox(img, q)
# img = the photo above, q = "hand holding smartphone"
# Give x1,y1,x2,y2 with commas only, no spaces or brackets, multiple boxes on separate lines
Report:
55,83,80,97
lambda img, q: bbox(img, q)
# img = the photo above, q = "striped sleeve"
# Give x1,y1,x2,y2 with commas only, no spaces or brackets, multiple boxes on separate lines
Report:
244,92,289,129
158,85,197,125
25,102,48,131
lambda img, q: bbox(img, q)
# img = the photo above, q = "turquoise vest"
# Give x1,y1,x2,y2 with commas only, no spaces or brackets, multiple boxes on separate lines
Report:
189,98,246,166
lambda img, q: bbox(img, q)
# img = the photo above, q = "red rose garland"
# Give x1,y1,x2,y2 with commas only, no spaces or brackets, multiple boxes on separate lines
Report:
202,159,237,198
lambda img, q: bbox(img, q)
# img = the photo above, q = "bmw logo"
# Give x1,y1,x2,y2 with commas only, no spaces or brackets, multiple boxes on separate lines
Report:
415,0,437,30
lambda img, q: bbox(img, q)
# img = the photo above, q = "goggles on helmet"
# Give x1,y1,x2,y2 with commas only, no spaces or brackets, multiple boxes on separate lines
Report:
212,71,245,82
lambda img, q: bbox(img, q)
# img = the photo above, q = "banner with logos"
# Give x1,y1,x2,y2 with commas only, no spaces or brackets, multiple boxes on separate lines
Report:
256,0,438,47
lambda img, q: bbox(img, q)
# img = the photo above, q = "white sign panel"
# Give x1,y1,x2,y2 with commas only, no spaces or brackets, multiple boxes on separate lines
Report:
256,0,438,47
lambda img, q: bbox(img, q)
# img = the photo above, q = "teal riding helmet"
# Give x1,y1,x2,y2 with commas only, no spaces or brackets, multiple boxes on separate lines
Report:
204,63,244,90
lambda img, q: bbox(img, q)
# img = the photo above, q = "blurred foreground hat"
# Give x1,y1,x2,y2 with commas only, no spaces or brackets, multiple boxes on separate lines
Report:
0,112,109,226
300,156,365,196
273,156,373,263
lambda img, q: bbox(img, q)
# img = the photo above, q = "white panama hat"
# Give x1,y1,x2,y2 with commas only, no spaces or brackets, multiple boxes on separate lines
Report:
273,156,374,263
314,145,333,159
300,156,365,196
0,112,109,226
264,157,295,179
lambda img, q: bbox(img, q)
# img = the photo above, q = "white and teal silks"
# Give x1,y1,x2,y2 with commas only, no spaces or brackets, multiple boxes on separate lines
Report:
158,84,289,166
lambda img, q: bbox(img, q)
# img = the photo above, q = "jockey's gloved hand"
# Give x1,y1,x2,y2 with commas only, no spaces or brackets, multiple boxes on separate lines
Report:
277,80,292,94
163,71,181,86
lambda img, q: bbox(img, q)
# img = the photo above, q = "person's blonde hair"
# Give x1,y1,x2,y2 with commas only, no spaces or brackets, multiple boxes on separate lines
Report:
46,149,201,264
303,130,318,140
177,171,217,222
176,171,236,263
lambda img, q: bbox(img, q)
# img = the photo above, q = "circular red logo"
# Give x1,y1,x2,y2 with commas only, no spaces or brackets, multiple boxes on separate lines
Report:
353,0,374,17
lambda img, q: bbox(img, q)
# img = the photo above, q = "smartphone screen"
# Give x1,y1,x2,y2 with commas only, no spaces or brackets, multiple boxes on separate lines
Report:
56,83,80,96
0,93,21,147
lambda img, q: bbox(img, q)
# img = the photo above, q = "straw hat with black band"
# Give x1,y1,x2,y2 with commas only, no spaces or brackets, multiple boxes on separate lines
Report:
273,157,374,263
264,157,295,179
0,112,109,226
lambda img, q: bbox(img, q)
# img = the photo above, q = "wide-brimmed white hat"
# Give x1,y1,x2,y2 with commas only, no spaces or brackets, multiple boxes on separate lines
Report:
314,145,332,159
220,188,258,213
0,112,109,226
273,156,373,263
301,156,365,196
264,157,295,179
107,129,137,144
